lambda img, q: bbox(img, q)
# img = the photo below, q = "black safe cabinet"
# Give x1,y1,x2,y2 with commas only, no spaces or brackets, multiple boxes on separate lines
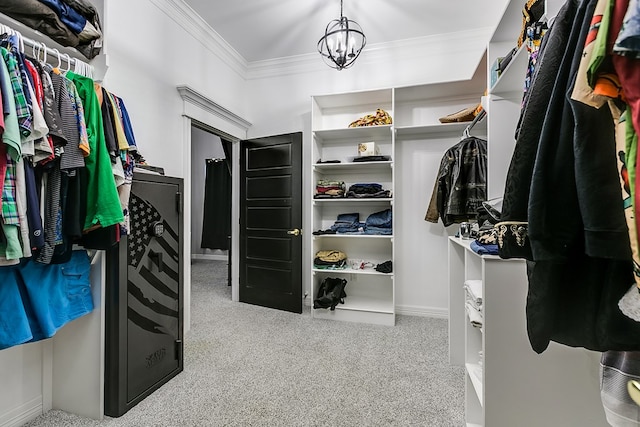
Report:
105,172,184,417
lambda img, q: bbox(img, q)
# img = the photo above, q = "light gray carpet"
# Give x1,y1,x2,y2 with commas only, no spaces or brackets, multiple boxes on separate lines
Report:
24,260,464,427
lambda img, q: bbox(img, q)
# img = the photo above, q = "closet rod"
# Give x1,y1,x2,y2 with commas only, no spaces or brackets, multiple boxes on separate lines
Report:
0,23,94,77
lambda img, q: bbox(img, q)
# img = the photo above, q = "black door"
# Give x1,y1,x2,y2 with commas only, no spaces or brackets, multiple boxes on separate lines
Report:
240,132,302,313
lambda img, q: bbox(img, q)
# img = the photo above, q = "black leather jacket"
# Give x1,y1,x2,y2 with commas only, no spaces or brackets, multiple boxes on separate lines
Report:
425,136,487,227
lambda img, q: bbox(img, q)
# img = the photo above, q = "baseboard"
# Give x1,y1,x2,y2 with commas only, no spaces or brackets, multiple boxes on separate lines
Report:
303,300,449,319
395,305,449,319
191,254,228,262
0,397,43,427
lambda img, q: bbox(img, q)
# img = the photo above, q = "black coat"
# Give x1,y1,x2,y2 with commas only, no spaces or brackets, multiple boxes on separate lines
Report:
500,0,640,353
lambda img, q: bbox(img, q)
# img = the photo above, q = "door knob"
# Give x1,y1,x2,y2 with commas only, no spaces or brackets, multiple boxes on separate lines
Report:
287,228,301,236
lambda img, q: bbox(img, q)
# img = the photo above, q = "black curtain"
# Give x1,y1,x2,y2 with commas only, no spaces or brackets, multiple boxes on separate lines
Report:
201,150,231,250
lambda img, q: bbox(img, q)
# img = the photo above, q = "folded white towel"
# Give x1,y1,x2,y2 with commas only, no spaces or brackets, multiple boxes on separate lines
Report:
465,301,483,328
464,279,483,305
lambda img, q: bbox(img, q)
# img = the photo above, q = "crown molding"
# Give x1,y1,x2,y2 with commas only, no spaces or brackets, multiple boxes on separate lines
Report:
246,27,494,80
148,0,247,77
149,1,493,81
177,85,252,137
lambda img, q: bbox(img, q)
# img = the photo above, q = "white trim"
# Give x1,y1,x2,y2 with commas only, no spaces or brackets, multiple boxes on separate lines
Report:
177,86,251,140
0,397,42,427
148,0,247,77
247,27,494,80
396,305,449,319
178,86,247,308
304,300,448,319
191,254,228,262
182,116,193,334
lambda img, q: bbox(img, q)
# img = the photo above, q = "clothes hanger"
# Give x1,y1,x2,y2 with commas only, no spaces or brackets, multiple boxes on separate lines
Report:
461,109,486,140
52,48,62,73
41,42,47,64
63,53,72,73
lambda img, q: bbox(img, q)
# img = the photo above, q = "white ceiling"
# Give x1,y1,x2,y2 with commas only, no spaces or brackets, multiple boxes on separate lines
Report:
181,0,510,63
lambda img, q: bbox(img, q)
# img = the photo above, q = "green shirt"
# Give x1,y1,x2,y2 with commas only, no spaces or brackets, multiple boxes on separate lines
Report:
67,71,124,230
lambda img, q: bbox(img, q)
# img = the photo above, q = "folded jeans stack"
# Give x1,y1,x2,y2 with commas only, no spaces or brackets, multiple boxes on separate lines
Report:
364,208,392,235
330,212,364,234
346,183,390,199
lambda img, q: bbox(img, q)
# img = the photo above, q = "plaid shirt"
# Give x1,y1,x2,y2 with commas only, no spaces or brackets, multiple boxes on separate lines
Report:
2,156,19,226
0,47,32,138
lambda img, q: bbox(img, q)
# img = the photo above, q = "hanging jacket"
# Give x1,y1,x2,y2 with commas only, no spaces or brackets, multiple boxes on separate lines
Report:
425,136,487,226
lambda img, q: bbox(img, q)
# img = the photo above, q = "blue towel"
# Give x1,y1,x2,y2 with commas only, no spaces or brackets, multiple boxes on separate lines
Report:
470,240,499,255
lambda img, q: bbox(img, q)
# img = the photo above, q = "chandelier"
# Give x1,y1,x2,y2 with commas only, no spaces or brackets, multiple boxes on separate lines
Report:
317,0,366,70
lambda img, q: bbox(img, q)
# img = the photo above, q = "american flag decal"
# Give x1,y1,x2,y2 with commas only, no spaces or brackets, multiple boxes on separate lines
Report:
127,192,180,336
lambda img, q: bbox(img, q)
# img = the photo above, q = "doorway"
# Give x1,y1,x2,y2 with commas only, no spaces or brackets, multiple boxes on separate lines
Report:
190,125,232,290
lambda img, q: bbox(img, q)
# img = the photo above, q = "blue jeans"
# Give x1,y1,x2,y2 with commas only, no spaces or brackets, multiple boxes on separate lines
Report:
365,209,392,228
330,213,360,232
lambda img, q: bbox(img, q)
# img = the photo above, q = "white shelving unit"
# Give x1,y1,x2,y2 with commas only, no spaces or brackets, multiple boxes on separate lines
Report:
309,68,488,326
310,89,395,326
448,237,607,426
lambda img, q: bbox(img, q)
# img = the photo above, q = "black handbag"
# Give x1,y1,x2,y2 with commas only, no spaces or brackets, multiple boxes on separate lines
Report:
313,277,347,311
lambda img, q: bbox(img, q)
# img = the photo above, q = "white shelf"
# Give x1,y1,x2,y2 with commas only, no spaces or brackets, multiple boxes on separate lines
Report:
313,125,392,142
395,121,486,139
490,44,527,96
313,161,393,174
312,234,393,239
466,363,484,407
467,423,483,427
312,88,392,110
313,267,392,276
313,198,393,204
332,294,394,313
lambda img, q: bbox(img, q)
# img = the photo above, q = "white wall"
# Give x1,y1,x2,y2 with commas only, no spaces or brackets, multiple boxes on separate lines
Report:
101,0,249,178
190,128,227,258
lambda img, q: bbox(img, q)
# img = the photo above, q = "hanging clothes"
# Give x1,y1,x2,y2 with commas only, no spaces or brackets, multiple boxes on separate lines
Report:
424,136,487,226
498,0,640,354
201,158,231,250
0,24,144,350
